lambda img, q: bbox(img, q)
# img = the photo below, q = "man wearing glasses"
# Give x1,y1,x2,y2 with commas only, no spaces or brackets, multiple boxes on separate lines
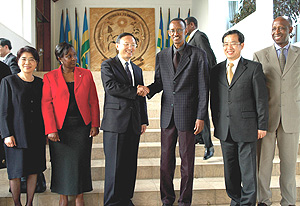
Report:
210,30,268,205
101,32,149,206
141,18,209,206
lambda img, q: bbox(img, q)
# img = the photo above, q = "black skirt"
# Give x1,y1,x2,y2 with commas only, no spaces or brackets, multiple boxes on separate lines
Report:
49,117,92,195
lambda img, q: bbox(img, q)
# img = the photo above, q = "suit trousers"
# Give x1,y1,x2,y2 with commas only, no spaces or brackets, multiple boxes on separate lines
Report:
103,122,140,206
160,118,195,206
257,121,299,206
200,117,213,148
220,133,257,206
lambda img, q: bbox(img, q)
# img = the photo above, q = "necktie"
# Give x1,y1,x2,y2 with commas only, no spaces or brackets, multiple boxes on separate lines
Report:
227,63,234,85
125,62,133,86
279,47,286,73
173,51,180,71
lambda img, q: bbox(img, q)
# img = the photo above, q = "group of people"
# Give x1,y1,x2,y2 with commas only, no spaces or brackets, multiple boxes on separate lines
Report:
0,14,299,206
0,40,100,206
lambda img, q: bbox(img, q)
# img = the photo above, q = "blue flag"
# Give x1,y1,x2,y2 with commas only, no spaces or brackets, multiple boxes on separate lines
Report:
157,7,164,51
74,8,81,67
59,10,65,43
65,9,72,45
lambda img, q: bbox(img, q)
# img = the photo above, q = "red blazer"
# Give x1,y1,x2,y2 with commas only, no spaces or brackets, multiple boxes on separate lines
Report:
42,66,100,135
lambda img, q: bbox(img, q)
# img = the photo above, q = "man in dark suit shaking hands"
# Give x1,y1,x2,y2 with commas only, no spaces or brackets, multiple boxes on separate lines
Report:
101,33,149,206
142,18,209,206
210,30,269,206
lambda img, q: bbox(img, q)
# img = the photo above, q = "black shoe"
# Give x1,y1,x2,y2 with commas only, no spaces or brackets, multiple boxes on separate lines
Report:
257,203,267,206
203,146,214,160
195,134,204,144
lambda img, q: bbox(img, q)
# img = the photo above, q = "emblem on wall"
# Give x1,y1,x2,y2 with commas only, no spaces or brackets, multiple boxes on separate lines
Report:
90,8,155,71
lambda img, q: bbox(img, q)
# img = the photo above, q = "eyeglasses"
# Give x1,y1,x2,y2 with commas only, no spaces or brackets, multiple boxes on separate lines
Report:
20,57,36,63
223,42,241,47
169,29,184,34
122,43,137,48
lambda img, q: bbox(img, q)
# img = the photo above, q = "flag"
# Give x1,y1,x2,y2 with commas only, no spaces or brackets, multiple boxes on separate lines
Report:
65,9,72,44
186,9,191,42
157,7,164,51
81,7,90,69
166,8,173,48
74,8,81,67
177,8,180,18
59,10,65,43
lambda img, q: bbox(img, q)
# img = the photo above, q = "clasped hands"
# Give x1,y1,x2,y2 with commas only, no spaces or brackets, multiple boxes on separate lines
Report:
137,85,149,97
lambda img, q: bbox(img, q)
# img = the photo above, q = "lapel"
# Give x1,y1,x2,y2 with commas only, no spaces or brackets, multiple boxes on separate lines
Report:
266,45,282,76
165,47,175,78
283,45,299,76
131,62,140,85
174,44,191,80
114,56,131,84
229,57,247,88
74,67,83,92
57,65,69,93
219,61,228,86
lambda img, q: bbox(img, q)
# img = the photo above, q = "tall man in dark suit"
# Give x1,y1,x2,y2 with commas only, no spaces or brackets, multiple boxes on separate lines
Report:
210,30,269,206
185,16,216,160
142,18,209,206
254,16,300,206
101,33,148,206
0,38,20,74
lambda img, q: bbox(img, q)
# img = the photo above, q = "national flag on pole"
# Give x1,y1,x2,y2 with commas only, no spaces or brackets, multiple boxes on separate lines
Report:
59,10,65,43
157,7,164,51
166,8,173,48
178,8,180,18
74,8,81,67
186,9,191,42
65,9,72,44
81,8,90,69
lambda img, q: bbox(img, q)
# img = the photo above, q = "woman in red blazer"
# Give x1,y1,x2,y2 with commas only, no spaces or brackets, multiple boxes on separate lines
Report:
42,42,100,206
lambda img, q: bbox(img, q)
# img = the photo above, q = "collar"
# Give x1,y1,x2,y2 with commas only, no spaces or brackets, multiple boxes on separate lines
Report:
274,42,290,51
3,52,11,60
173,42,186,55
118,54,131,67
188,29,198,42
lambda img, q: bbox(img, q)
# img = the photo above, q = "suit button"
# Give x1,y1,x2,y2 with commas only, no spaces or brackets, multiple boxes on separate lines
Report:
173,81,176,84
171,104,174,107
173,92,175,95
228,89,232,92
228,101,232,104
30,100,34,103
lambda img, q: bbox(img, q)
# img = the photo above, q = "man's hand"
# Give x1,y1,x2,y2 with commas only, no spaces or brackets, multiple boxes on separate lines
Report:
137,85,150,97
4,136,16,147
194,119,204,135
257,130,267,139
141,124,147,135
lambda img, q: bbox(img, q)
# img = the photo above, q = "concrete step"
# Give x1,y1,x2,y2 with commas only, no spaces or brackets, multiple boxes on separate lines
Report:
2,155,295,183
1,176,300,206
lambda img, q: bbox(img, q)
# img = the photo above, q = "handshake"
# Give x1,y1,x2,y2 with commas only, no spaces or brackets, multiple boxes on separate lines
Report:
137,85,150,97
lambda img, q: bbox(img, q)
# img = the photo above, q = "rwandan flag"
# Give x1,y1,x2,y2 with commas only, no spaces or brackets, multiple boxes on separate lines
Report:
157,7,164,51
74,8,81,67
59,10,65,43
177,8,180,18
65,9,72,45
166,8,173,48
81,8,90,69
186,9,191,42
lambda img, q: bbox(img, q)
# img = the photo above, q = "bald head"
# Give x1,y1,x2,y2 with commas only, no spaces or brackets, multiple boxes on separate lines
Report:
272,16,293,47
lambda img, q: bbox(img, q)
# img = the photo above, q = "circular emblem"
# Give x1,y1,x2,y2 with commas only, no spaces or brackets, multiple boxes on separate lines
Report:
94,9,150,65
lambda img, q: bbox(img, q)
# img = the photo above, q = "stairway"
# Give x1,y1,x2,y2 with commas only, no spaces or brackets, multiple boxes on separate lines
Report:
0,71,299,206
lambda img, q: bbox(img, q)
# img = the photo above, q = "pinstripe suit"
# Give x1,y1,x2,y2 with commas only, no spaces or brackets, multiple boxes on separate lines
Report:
148,43,209,205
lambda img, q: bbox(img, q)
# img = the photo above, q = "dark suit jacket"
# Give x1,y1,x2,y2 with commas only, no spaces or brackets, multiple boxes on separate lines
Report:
147,44,209,131
100,56,148,135
0,61,12,81
188,30,217,69
210,57,269,142
42,66,100,135
3,53,20,74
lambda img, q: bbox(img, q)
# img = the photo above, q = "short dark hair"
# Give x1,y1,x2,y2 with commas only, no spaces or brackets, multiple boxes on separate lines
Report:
55,42,74,61
0,38,12,50
222,30,245,43
185,17,198,28
170,18,186,28
115,33,136,44
16,46,40,64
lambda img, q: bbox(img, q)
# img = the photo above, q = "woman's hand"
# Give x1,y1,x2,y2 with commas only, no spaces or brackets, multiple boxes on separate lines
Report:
4,136,16,147
47,132,60,142
90,127,99,137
